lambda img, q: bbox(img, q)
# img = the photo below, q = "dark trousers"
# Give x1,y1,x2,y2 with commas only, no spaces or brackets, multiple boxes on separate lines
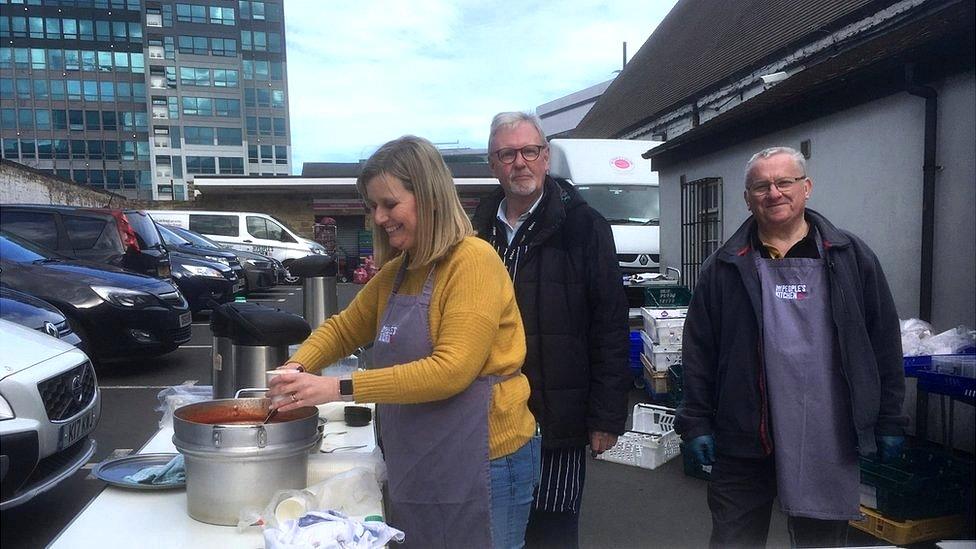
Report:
708,454,850,548
524,446,586,549
524,506,580,549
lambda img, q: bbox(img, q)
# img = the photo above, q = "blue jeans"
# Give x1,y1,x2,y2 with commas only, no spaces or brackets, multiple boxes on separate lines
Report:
490,435,541,549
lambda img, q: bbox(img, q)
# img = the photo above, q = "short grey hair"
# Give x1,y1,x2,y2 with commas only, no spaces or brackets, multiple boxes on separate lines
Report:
744,146,806,186
488,112,547,151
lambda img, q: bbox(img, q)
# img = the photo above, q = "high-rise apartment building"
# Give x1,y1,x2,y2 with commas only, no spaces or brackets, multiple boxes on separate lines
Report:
0,0,291,200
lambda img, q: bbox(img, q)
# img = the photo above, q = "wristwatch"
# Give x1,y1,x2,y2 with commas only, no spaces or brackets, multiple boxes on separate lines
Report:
339,378,354,402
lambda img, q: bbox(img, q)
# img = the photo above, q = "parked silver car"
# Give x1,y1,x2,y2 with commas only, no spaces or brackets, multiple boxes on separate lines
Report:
0,319,100,510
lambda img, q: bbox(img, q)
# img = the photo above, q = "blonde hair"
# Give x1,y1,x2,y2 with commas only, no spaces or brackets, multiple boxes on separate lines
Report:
356,136,474,269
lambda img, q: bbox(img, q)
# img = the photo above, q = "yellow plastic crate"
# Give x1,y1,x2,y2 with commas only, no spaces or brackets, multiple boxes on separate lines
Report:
849,505,964,545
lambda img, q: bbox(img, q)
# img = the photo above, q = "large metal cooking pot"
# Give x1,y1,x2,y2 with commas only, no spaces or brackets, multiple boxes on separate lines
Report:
172,396,321,525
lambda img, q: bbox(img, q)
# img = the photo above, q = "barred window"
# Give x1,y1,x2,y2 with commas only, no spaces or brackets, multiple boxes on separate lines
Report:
681,176,723,289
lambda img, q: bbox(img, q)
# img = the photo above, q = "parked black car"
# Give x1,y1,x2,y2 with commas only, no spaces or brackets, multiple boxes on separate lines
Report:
0,204,171,279
0,232,191,361
156,224,247,292
169,251,242,313
0,286,84,350
165,225,277,292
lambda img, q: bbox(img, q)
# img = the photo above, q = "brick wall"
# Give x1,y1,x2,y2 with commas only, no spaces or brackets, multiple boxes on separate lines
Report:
0,159,129,207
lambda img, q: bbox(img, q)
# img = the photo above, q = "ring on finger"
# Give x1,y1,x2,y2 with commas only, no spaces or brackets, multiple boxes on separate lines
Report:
291,393,298,403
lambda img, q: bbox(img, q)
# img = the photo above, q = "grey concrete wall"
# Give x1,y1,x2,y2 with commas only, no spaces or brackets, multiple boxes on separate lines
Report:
0,160,126,207
656,70,975,450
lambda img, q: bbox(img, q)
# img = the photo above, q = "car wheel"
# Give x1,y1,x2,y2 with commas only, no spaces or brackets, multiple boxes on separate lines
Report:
281,262,300,285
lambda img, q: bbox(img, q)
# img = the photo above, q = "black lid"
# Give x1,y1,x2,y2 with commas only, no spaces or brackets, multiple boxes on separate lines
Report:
288,254,337,278
210,302,311,345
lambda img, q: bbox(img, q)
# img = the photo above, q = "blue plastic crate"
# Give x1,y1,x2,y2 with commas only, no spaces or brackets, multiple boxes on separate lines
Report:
905,350,976,377
916,370,976,403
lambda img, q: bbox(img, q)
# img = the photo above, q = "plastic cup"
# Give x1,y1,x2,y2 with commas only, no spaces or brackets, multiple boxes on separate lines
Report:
274,496,307,523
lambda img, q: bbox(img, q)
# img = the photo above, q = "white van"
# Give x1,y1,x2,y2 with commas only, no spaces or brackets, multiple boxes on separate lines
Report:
548,138,663,273
148,210,326,265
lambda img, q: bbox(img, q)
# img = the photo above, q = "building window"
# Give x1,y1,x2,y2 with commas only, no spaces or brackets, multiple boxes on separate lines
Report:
213,69,238,88
218,157,244,174
184,126,215,145
209,6,236,25
210,38,237,57
180,67,211,86
216,127,242,146
186,156,216,174
177,35,208,55
176,4,207,24
681,176,723,289
214,98,240,117
182,97,213,117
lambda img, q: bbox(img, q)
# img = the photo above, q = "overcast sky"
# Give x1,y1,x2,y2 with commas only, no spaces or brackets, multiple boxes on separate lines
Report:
282,1,679,170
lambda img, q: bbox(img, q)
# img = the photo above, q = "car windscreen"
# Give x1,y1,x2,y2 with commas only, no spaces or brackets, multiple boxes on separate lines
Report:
0,232,56,262
171,226,222,250
575,184,661,224
156,223,191,246
126,212,165,248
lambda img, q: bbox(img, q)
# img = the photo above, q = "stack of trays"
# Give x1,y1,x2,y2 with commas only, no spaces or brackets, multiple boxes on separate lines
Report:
638,307,687,398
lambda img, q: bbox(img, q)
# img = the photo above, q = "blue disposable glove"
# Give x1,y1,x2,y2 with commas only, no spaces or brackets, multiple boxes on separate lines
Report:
687,434,715,466
876,435,905,463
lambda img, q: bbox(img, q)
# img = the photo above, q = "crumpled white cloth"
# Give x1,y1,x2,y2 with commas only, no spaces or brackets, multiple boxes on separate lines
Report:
263,510,404,549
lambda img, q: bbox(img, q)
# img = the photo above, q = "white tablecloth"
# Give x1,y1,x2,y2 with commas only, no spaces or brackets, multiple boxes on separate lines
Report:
50,403,379,549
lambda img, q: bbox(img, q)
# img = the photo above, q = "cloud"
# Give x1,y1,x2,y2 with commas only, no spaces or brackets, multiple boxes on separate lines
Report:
284,0,679,168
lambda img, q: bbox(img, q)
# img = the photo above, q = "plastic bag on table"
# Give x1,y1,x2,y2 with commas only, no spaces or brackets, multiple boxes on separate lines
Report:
155,383,212,429
264,510,404,549
919,325,976,355
308,466,385,518
236,465,386,532
236,488,317,532
900,318,933,356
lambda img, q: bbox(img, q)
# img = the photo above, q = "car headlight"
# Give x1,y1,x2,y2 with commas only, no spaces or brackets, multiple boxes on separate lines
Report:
205,255,230,265
92,286,159,308
0,394,14,420
179,264,225,279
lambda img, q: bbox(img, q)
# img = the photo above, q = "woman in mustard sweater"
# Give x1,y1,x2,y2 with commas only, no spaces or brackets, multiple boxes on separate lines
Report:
268,135,538,549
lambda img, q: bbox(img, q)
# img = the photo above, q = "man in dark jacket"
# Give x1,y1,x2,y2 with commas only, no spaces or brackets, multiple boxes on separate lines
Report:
676,146,907,548
473,112,631,548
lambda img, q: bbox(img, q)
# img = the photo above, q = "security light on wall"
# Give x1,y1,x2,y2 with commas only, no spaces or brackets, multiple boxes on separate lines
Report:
760,71,789,85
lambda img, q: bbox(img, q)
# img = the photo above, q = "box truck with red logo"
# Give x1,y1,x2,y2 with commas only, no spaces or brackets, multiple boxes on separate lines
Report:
548,139,664,273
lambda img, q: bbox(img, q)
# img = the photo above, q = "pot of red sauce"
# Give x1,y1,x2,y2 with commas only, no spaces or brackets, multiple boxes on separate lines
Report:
172,396,321,525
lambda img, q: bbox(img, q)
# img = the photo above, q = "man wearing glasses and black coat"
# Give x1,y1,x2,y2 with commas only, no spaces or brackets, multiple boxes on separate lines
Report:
472,111,631,548
676,146,908,548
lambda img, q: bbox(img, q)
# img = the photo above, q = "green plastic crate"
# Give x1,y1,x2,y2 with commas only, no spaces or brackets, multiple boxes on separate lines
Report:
859,447,974,521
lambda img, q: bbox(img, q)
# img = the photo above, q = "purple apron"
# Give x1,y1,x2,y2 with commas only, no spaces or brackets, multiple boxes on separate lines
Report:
372,260,494,548
754,234,860,520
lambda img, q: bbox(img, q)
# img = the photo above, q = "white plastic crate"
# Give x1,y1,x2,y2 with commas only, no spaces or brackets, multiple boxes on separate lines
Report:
596,404,680,470
640,307,687,345
640,331,681,372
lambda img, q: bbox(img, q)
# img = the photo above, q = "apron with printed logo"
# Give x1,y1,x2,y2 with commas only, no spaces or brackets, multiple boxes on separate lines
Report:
372,260,495,548
753,236,860,520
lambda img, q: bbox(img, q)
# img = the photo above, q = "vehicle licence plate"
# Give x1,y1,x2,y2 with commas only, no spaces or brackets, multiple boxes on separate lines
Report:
179,312,191,327
59,409,98,450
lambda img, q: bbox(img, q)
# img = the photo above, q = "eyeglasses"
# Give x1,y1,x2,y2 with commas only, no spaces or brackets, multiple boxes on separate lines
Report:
492,144,547,164
747,175,806,197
